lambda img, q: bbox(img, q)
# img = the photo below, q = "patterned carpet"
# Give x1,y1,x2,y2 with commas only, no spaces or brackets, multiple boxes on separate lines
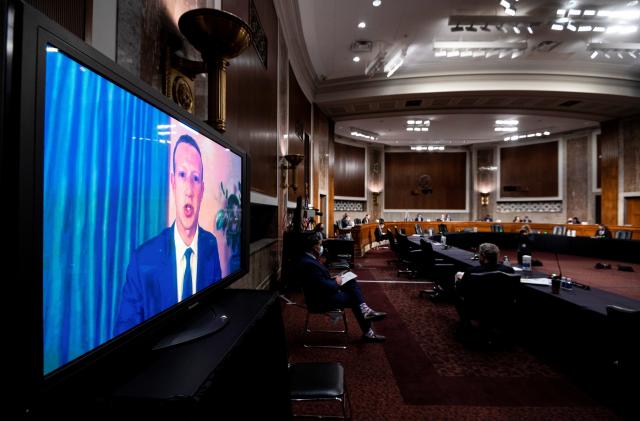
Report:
282,248,631,420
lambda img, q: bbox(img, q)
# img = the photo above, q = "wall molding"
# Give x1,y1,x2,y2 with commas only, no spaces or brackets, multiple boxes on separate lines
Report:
496,201,563,213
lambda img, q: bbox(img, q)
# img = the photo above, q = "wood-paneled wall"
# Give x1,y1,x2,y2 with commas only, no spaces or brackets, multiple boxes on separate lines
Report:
500,141,558,198
26,0,88,39
224,0,279,197
287,65,311,200
384,152,467,209
334,141,366,198
600,120,619,225
312,105,330,208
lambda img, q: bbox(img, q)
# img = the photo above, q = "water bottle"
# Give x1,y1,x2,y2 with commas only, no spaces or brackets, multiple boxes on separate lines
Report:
441,235,447,247
561,277,573,290
503,255,511,267
522,255,531,271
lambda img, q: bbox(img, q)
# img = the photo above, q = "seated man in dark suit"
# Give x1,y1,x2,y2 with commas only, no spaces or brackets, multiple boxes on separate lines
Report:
297,233,387,342
374,218,392,243
454,243,514,330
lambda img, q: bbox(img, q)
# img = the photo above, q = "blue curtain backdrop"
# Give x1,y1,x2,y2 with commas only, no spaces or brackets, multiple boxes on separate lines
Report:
43,49,170,374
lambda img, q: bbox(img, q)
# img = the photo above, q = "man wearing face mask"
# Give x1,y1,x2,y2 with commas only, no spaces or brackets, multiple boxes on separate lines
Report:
297,233,387,342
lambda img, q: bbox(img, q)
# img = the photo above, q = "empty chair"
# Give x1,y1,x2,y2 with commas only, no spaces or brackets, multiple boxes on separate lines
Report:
414,224,423,235
552,225,567,236
615,230,632,240
491,224,504,233
456,271,521,345
606,305,640,374
418,239,456,299
289,362,351,419
394,232,421,277
438,223,448,235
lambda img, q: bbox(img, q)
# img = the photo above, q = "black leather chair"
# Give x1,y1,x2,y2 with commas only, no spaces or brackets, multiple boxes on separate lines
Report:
615,230,632,240
289,362,351,419
394,232,421,277
606,305,640,374
302,306,349,349
438,223,448,235
456,271,521,345
417,239,456,299
353,218,361,225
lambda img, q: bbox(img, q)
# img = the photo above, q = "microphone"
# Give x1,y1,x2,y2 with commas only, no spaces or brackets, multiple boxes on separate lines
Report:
554,253,590,290
554,253,562,279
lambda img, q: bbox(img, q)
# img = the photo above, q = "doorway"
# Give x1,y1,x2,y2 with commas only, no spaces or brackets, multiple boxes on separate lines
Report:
625,197,640,226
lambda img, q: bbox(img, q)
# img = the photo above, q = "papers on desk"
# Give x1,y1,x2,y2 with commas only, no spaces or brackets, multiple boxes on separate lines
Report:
339,271,357,285
520,278,552,286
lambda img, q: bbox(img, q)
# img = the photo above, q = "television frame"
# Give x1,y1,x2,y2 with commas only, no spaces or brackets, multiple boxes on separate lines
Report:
4,1,250,413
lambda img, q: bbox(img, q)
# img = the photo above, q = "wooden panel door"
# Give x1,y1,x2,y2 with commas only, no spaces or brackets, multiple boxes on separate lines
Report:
626,197,640,226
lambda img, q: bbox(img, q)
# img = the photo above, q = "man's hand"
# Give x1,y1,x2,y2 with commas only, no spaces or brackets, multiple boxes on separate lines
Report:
334,275,342,285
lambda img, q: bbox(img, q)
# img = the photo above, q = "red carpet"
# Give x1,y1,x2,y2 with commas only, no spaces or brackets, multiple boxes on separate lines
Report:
283,248,628,420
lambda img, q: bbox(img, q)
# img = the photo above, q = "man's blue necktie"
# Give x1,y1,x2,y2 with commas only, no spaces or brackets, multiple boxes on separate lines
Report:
182,247,193,300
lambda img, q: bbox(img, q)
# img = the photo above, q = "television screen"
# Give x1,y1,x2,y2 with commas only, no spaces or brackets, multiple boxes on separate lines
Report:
41,46,244,376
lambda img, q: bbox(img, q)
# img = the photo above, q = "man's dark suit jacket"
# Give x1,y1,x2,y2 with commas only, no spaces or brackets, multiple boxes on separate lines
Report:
457,263,515,297
297,253,339,312
115,224,222,335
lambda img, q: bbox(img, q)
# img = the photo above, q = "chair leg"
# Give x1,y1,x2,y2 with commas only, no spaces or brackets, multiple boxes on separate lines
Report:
303,310,349,349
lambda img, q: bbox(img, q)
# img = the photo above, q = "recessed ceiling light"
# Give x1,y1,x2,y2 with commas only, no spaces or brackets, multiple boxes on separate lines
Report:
543,131,551,136
372,0,382,6
513,25,521,34
590,50,599,59
567,22,577,31
353,56,360,62
407,120,415,124
358,21,366,29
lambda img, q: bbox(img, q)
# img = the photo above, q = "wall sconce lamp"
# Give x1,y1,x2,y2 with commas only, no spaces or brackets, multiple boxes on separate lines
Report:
281,154,304,191
372,191,380,206
480,192,490,207
177,8,252,132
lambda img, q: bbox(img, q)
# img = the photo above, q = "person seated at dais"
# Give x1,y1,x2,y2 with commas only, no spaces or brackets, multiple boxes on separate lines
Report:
415,213,424,222
362,213,371,224
340,213,354,229
522,215,532,223
313,222,326,239
482,214,493,222
594,224,612,239
374,218,392,243
297,233,387,342
512,216,521,223
454,243,515,328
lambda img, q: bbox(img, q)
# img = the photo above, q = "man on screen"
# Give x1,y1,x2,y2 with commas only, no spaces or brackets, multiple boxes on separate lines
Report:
115,134,222,335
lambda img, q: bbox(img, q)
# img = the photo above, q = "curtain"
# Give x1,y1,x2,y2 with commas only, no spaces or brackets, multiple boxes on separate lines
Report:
42,49,170,374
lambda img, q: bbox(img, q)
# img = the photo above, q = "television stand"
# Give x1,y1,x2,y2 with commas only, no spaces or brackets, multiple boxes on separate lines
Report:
110,289,290,418
152,305,229,350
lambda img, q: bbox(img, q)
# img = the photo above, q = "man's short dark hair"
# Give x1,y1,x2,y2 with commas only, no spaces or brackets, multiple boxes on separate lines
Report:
173,134,203,173
379,218,385,224
305,233,323,251
478,243,499,265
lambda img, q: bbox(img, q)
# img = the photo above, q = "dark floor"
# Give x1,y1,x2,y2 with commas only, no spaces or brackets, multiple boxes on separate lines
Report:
282,247,638,420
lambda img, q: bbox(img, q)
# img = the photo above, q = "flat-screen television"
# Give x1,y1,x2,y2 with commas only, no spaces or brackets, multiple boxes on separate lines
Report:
3,1,249,413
